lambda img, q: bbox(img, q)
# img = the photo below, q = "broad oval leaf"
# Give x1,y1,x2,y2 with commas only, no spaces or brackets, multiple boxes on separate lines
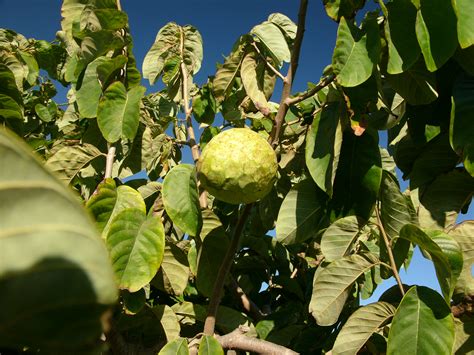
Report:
86,178,117,233
0,129,117,352
241,51,269,111
305,102,343,197
152,304,181,341
453,0,474,49
276,179,326,245
323,0,365,21
309,253,381,326
450,74,474,177
332,302,396,355
321,215,366,262
199,335,224,355
383,0,420,74
387,286,454,355
332,17,379,87
268,13,297,40
414,0,458,72
45,143,104,183
158,337,189,355
331,129,382,220
251,21,290,64
399,224,462,301
380,170,414,239
106,209,165,292
97,81,146,143
449,221,474,297
162,164,202,237
152,242,190,296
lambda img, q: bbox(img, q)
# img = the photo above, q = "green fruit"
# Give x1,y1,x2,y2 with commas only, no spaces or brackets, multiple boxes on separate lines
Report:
197,128,278,204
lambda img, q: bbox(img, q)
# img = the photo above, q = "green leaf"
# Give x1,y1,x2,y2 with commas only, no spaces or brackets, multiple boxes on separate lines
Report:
196,225,229,297
34,101,57,122
408,133,459,189
75,56,122,118
331,129,382,220
106,206,165,292
387,286,454,355
212,36,249,101
380,171,414,239
142,22,202,85
268,13,297,40
383,0,420,74
241,50,269,110
413,0,458,72
152,242,190,296
309,253,381,326
452,0,474,49
332,302,396,355
451,74,474,176
276,179,326,245
251,21,290,64
162,164,202,236
399,224,462,301
158,337,189,355
455,45,474,76
199,335,224,355
323,0,366,21
152,305,181,341
321,216,366,262
45,143,104,183
97,81,146,143
332,17,379,87
305,102,343,197
0,129,117,352
449,221,474,297
193,83,217,125
417,169,474,230
86,178,117,232
453,317,474,354
386,60,438,105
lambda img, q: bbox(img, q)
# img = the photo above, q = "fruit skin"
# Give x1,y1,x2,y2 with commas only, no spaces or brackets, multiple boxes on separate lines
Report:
197,128,278,204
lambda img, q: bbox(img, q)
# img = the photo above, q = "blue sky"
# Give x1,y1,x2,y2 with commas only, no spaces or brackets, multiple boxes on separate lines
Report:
1,0,471,303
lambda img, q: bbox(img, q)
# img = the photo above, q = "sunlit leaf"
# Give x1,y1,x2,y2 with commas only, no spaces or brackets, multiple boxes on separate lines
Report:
321,216,366,262
45,143,103,183
162,164,202,236
387,286,454,355
158,337,189,355
309,253,381,326
251,21,290,64
0,129,117,352
332,302,396,355
413,0,457,72
276,179,326,245
199,335,224,355
152,305,181,341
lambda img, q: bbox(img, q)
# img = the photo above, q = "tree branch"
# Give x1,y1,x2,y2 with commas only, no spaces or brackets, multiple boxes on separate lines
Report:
203,204,254,335
216,326,299,355
269,0,308,148
230,277,264,321
375,205,405,296
104,145,116,179
285,74,335,106
179,28,207,209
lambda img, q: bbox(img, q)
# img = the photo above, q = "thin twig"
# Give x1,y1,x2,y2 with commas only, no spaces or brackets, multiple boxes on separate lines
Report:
216,326,298,355
375,205,405,296
269,0,308,148
179,28,207,209
104,145,116,179
230,277,264,321
203,204,254,335
285,74,336,106
251,42,287,82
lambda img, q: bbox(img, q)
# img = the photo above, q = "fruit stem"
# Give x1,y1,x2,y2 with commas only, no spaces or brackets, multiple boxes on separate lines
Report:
203,203,253,335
